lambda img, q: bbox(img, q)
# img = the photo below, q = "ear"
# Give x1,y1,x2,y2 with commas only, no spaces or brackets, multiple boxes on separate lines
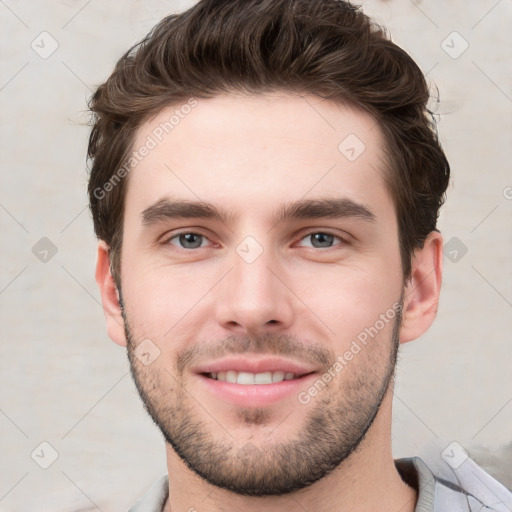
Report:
95,240,127,347
399,231,443,344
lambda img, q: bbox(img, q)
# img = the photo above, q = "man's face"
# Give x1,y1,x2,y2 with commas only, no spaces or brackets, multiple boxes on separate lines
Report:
118,93,405,495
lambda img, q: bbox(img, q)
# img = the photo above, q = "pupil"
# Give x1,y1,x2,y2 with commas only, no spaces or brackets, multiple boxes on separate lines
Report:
181,233,202,248
313,233,333,247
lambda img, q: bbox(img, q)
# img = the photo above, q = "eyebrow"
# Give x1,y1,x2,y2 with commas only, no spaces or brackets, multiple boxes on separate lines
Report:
141,197,376,227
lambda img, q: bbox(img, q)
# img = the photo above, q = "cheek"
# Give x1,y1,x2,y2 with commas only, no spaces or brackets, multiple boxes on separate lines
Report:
121,260,217,339
290,261,402,339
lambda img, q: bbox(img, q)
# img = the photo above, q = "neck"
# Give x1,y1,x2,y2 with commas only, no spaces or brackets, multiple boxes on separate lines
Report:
163,388,417,512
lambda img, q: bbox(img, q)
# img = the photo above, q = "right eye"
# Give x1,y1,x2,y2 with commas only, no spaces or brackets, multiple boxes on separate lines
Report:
166,232,211,250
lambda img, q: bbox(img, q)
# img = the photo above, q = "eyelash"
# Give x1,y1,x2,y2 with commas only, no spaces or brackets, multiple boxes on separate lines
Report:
163,230,350,251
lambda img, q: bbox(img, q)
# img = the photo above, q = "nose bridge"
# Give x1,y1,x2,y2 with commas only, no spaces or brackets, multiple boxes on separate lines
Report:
216,237,294,333
234,248,275,298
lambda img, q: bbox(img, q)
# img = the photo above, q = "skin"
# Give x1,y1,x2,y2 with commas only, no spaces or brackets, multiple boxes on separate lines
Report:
96,92,443,512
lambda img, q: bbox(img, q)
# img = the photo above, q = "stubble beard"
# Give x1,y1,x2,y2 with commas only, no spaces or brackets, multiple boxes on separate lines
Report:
123,303,401,497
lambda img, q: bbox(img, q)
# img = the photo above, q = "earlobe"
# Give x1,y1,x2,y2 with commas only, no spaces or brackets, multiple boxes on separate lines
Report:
399,231,443,344
95,241,127,347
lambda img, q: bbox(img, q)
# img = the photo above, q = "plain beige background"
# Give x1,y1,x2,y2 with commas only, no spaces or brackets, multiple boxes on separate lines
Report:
0,0,511,510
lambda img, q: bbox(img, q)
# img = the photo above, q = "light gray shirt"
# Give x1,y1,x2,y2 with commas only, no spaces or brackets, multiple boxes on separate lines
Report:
128,456,512,511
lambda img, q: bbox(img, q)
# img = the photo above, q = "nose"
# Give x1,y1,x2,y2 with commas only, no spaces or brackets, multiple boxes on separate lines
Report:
215,245,295,336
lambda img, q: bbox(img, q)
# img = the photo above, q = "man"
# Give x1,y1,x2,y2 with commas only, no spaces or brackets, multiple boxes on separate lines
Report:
87,1,511,511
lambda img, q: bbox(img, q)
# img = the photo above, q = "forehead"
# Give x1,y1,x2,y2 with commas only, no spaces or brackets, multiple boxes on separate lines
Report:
125,92,392,222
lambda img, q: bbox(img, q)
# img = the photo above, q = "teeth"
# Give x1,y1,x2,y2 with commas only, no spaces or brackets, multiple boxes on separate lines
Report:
272,371,285,383
255,372,272,384
237,371,255,385
210,370,297,384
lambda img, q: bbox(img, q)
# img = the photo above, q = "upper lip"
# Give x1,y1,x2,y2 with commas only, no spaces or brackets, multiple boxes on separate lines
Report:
192,357,318,376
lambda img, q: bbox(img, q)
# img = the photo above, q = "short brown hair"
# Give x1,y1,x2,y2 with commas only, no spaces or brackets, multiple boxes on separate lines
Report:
87,0,450,282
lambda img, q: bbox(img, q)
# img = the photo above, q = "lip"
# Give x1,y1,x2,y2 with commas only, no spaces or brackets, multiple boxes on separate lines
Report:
192,356,317,376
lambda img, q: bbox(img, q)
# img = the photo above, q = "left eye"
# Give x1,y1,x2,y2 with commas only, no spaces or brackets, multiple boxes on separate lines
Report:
168,232,209,249
297,232,343,249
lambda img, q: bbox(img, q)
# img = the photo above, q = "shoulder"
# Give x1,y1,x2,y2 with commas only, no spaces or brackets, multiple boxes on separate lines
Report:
127,474,169,512
396,455,512,512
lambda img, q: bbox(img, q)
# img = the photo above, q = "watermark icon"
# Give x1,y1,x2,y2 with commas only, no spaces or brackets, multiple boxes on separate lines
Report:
31,441,59,469
503,186,512,200
240,442,262,458
93,98,198,201
235,236,264,264
441,441,468,470
443,236,468,263
441,31,469,60
298,301,402,405
338,133,366,162
32,237,58,263
31,31,59,59
134,338,161,366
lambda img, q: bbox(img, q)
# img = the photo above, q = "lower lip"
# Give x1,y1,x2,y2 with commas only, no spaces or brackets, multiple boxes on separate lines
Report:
196,373,317,407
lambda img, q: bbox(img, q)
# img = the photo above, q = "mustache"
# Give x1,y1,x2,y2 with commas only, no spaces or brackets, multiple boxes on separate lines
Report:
175,333,333,377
